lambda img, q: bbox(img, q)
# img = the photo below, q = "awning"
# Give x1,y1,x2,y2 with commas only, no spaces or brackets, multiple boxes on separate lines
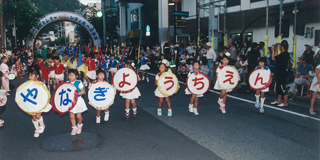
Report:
127,30,140,38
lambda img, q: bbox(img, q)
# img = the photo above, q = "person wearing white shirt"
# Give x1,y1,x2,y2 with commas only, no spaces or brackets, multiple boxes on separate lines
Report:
206,42,216,80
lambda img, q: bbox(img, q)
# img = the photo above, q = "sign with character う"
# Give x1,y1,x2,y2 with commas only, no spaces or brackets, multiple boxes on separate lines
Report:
157,72,180,96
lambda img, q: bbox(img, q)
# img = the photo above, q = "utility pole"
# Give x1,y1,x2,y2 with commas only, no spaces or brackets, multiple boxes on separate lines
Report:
0,0,3,49
293,0,297,68
264,0,269,57
102,0,107,48
278,0,284,53
196,0,200,46
174,3,177,43
210,0,215,50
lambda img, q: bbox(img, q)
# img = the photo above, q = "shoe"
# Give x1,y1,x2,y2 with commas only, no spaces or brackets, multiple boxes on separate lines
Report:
71,127,77,135
142,76,145,81
84,80,88,87
188,104,194,113
96,116,101,123
220,106,226,114
104,112,109,121
277,103,288,107
217,100,225,107
167,109,172,116
5,93,10,96
34,130,40,138
76,124,83,134
289,97,294,101
271,101,281,105
193,108,199,115
133,109,137,117
157,109,162,116
38,125,45,134
309,109,316,115
146,77,149,82
255,102,260,109
259,107,264,113
125,112,129,118
304,94,312,99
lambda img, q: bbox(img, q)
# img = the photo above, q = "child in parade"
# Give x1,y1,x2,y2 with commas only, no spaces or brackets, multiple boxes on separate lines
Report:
108,54,119,82
214,53,231,114
85,53,99,89
35,55,44,82
186,61,203,115
155,63,172,116
100,51,109,82
47,56,55,88
68,69,87,135
0,57,10,95
0,71,6,128
92,68,110,123
139,53,150,82
53,56,68,86
28,67,49,138
120,62,141,118
14,59,23,79
254,57,270,113
309,64,320,115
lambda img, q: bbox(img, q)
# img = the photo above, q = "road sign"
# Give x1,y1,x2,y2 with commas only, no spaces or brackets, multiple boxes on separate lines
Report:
172,11,189,17
146,25,150,36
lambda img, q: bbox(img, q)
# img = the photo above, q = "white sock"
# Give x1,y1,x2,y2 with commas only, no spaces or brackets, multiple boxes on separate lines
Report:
168,109,172,111
37,116,44,127
255,95,260,102
158,108,161,111
189,104,194,107
218,98,223,102
125,109,130,113
105,111,109,115
260,98,265,107
132,108,137,112
32,120,39,131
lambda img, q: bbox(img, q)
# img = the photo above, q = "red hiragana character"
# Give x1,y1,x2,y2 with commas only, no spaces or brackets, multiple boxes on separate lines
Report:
192,77,204,90
164,77,174,91
254,73,267,86
223,71,234,85
119,73,131,88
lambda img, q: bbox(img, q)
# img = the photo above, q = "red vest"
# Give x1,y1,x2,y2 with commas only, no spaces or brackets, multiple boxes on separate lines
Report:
87,59,96,71
54,63,64,74
49,62,55,72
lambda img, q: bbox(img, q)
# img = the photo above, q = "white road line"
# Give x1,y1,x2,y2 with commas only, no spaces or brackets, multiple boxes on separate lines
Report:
148,72,320,122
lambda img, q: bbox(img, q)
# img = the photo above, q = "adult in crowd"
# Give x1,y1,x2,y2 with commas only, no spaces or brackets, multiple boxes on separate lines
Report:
288,56,312,94
313,42,320,66
206,42,216,81
271,40,291,107
302,43,314,65
259,42,265,57
246,42,260,82
227,38,237,65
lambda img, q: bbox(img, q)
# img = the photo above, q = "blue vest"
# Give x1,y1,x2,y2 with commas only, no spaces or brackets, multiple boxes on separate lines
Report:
141,57,147,65
68,80,81,97
256,66,269,70
101,55,109,70
109,60,118,68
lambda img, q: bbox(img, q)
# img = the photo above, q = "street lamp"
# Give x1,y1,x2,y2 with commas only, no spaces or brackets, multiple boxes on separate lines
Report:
97,11,102,17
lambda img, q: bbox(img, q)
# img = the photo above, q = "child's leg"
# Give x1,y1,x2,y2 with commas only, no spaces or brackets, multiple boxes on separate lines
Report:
76,113,83,125
260,92,266,108
96,110,102,117
131,100,136,109
158,97,164,109
85,76,91,84
69,112,76,127
125,99,130,110
255,90,260,103
223,93,227,104
165,97,171,109
105,108,109,112
55,78,60,86
190,95,196,105
261,92,265,99
145,70,148,78
310,91,318,112
194,97,199,109
219,90,227,99
104,108,109,121
141,70,144,78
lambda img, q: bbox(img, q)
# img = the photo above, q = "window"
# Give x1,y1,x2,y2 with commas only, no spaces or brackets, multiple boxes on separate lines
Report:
250,0,265,3
226,0,240,7
130,9,139,30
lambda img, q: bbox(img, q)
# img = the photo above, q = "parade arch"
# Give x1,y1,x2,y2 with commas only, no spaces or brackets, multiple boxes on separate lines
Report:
30,11,101,54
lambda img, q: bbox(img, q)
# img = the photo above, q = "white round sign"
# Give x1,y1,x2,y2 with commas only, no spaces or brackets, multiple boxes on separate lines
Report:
113,68,138,93
217,66,240,90
187,72,211,95
88,82,116,110
249,69,272,90
157,72,180,96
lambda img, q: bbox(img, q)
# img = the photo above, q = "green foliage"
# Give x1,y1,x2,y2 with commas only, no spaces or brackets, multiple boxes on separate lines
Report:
29,0,82,15
77,6,119,46
2,0,42,47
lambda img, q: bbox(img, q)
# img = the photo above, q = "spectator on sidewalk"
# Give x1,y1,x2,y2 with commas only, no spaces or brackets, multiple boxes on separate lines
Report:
313,42,320,66
206,42,216,81
271,40,291,107
288,56,312,95
302,43,314,65
246,42,260,89
227,39,237,65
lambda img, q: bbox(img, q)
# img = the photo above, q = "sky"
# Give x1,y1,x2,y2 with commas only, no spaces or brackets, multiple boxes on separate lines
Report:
79,0,100,5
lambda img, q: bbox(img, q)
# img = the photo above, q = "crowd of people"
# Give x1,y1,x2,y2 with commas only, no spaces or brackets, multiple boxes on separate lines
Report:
0,39,319,136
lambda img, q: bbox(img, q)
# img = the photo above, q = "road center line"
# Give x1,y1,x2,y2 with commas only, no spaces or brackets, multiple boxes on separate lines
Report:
147,72,320,122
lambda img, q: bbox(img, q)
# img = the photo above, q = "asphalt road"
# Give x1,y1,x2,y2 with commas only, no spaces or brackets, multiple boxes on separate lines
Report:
0,72,319,160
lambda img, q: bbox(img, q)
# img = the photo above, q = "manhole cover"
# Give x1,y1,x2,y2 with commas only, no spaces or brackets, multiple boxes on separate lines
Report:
40,132,103,152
